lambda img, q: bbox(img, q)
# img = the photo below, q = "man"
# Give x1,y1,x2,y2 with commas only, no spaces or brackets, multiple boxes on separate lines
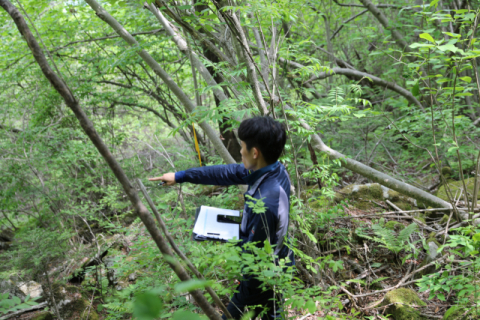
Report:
149,116,294,320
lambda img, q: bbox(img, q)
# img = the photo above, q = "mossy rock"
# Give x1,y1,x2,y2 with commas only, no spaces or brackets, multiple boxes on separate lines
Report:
439,215,452,224
388,190,401,201
301,184,322,202
32,311,53,320
393,201,414,211
441,166,452,178
385,221,405,231
335,183,418,211
436,177,479,202
335,183,384,210
382,288,427,320
64,298,99,320
308,197,332,210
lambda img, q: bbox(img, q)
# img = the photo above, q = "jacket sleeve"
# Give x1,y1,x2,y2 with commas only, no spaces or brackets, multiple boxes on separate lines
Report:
175,164,249,185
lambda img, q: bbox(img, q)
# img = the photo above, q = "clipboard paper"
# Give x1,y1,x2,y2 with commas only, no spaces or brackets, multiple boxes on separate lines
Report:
192,206,240,242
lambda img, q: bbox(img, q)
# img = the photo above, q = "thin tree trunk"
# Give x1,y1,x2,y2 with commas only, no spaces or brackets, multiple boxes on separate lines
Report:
0,2,223,319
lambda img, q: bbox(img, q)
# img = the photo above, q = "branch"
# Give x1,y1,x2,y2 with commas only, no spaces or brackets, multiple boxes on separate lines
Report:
358,0,411,55
0,1,223,319
0,302,48,320
145,4,230,110
83,0,235,165
280,58,425,110
330,9,368,40
283,103,451,209
332,0,404,9
51,29,164,52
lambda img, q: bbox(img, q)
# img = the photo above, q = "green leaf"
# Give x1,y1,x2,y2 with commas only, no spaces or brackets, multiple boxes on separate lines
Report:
133,291,163,320
419,33,435,44
437,293,446,301
411,83,420,96
305,299,316,314
172,311,205,320
430,0,440,8
473,233,480,242
174,279,213,293
459,76,472,83
264,239,273,254
437,44,460,53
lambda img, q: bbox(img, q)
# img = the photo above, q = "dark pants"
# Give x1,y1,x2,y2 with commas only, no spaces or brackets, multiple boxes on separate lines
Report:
222,278,283,320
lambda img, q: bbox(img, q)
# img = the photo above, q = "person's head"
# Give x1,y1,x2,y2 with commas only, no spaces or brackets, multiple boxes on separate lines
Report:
238,116,286,170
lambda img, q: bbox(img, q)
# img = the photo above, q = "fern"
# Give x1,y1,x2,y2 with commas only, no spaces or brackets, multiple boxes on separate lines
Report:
357,223,418,254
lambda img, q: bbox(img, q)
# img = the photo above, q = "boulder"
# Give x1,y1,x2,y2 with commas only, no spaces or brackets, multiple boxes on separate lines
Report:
18,281,43,300
385,221,406,231
436,177,480,202
104,256,119,287
32,311,54,320
335,183,417,211
415,237,441,278
381,288,427,319
0,279,26,301
0,227,14,251
62,297,99,320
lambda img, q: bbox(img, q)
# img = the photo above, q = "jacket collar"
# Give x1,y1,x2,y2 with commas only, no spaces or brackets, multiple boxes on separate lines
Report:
243,161,279,193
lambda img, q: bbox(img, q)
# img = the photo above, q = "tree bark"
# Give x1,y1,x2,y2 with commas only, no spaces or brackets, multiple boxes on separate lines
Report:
0,1,223,319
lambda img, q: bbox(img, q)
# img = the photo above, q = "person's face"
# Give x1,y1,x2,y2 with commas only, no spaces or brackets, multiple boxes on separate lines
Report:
240,141,258,170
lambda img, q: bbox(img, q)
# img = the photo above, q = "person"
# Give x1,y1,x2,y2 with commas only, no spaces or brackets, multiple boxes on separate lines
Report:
149,116,294,320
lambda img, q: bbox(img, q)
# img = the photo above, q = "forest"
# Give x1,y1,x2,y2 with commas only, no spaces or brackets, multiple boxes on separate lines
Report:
1,0,480,319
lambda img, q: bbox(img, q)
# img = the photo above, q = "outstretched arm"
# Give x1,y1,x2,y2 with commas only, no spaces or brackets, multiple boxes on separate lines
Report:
149,164,250,186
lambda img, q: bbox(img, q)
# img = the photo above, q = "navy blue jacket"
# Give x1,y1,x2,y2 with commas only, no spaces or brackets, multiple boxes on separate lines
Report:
175,162,293,262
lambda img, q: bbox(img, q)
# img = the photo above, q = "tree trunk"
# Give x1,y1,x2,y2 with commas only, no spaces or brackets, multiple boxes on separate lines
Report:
0,1,223,319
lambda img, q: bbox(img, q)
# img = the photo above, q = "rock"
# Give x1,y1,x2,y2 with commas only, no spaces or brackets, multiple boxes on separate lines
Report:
385,221,405,231
104,256,119,287
436,177,480,202
0,227,14,242
382,288,427,319
334,183,417,211
415,237,442,279
0,227,13,251
32,311,54,320
128,273,137,282
439,214,451,224
0,279,26,301
62,298,99,320
441,166,452,178
18,281,43,300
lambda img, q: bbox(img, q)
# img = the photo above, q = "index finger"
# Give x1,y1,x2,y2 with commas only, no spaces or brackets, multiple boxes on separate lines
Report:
148,177,164,181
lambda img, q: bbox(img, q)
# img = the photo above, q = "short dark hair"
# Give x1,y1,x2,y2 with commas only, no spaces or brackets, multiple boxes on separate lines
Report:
238,116,286,164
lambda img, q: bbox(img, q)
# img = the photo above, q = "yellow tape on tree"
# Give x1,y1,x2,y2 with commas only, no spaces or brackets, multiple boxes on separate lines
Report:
192,123,202,167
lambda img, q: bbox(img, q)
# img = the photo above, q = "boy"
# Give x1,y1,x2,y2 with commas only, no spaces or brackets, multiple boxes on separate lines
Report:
149,116,294,319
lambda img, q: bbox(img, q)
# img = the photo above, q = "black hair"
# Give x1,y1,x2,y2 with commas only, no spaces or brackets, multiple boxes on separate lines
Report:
238,116,286,164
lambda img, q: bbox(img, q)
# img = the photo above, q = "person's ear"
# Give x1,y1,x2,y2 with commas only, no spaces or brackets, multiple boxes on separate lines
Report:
252,147,259,159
